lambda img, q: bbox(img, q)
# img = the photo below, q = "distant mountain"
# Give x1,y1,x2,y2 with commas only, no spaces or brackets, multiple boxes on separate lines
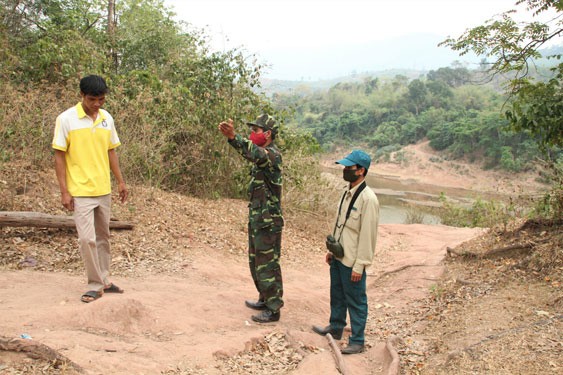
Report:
537,44,563,63
259,33,477,82
258,40,562,96
260,69,426,95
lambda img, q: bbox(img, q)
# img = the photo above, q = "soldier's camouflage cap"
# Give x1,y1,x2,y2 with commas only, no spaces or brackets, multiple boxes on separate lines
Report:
246,114,278,134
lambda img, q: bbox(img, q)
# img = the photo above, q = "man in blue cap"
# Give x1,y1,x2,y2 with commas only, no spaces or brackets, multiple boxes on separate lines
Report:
312,150,380,354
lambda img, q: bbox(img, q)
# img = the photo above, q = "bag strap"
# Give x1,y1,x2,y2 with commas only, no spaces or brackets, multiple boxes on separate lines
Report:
333,181,367,238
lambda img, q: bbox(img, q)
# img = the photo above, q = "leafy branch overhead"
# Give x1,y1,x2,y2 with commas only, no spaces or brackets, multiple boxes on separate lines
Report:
440,0,562,148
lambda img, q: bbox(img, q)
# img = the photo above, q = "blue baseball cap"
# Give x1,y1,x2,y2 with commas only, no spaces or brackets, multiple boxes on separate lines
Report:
335,150,371,171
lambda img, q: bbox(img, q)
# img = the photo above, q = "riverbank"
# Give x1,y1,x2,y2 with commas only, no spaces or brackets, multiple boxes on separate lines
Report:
323,140,549,197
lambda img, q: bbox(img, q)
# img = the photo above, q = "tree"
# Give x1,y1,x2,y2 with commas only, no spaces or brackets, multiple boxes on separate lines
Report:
427,67,471,88
0,0,107,82
440,0,562,148
406,79,428,115
116,0,185,73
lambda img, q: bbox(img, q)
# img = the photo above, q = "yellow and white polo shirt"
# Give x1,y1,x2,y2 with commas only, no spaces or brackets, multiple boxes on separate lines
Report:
52,103,121,197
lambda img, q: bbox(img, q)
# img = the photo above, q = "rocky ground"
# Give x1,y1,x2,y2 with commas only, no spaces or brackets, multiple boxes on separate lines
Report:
0,143,561,374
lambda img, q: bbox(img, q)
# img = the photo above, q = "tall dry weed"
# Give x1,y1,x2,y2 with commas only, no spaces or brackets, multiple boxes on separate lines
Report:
0,81,78,166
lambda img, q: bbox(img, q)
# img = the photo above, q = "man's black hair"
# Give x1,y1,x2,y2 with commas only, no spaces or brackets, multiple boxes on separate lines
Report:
357,165,368,177
80,75,108,96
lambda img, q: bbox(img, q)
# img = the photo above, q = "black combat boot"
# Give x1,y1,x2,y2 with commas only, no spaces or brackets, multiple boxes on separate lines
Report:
251,310,280,323
245,299,267,310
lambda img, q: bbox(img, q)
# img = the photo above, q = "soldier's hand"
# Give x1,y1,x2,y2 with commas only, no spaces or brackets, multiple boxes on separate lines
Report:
325,252,333,265
218,119,235,140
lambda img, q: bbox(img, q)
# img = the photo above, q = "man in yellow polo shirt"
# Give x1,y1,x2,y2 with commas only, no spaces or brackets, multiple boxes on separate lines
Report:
53,75,128,303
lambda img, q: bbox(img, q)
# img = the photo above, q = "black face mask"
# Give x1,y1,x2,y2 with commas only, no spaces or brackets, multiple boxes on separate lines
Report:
343,169,360,183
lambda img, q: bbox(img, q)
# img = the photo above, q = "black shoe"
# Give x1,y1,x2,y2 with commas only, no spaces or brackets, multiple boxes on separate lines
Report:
251,310,280,323
312,325,343,340
341,343,364,354
245,299,267,310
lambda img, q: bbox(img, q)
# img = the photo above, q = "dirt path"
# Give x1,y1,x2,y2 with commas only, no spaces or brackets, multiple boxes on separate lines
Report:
0,223,482,374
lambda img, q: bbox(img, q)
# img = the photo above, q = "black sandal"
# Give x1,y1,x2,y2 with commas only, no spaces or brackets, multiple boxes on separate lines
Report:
81,290,102,303
104,283,124,293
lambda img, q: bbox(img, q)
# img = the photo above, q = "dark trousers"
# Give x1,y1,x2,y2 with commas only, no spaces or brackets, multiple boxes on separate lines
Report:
248,225,284,312
329,259,368,345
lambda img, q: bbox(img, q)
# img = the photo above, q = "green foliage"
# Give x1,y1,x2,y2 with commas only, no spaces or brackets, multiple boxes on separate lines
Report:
116,0,187,73
405,204,426,224
427,66,471,88
438,193,519,229
426,80,454,108
280,131,329,216
506,66,563,149
440,0,563,149
429,284,445,300
407,79,429,115
374,144,402,162
369,121,402,147
533,188,563,220
273,67,555,171
500,146,524,171
427,123,455,151
107,58,267,197
531,156,563,220
1,0,108,82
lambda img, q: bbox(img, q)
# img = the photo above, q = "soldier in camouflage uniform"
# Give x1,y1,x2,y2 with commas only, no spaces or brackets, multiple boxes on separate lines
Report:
218,114,284,323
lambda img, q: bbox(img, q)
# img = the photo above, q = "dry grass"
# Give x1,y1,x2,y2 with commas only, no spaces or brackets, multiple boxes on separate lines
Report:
414,220,562,375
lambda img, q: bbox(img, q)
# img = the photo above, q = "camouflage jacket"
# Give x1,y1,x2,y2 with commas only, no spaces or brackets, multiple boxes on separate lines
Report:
228,134,284,230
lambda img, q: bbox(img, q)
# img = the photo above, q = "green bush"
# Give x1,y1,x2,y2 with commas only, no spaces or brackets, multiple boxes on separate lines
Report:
531,157,563,221
405,204,426,224
438,193,519,229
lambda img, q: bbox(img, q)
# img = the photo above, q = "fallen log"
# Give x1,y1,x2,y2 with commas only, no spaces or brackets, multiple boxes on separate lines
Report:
0,211,134,230
0,336,83,372
447,243,532,259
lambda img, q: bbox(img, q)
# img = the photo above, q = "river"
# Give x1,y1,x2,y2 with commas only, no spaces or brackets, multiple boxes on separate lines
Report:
325,168,503,225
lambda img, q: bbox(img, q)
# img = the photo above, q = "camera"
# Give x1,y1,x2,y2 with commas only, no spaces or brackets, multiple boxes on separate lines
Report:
326,235,344,258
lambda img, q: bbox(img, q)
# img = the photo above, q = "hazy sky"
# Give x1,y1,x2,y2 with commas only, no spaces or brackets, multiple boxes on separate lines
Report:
162,0,553,80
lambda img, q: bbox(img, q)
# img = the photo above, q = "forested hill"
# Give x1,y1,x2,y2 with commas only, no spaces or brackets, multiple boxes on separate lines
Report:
268,57,562,173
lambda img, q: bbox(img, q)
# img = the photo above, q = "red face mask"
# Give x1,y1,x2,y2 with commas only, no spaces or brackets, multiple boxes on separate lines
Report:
249,131,268,147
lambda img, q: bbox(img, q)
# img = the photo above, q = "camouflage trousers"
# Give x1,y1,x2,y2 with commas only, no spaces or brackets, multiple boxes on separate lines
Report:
248,224,284,312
